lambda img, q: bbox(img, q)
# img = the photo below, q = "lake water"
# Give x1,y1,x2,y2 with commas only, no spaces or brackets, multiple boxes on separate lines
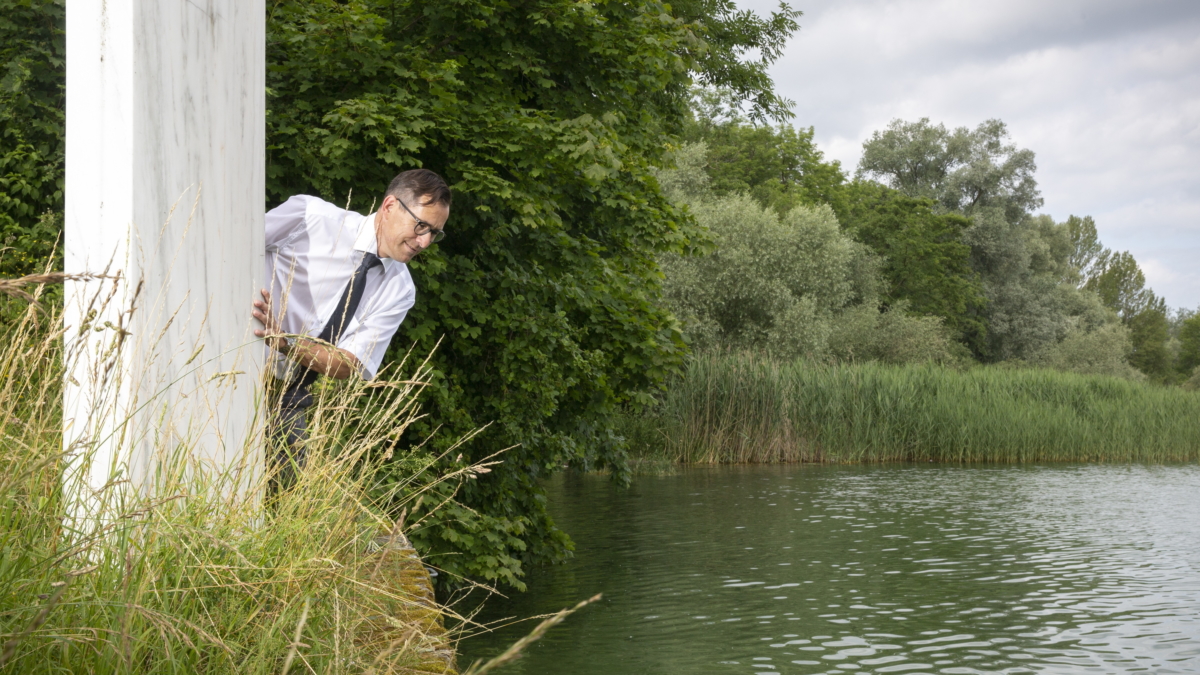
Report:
459,464,1200,674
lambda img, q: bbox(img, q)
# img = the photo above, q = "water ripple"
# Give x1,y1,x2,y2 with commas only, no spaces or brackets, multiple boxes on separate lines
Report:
462,464,1200,674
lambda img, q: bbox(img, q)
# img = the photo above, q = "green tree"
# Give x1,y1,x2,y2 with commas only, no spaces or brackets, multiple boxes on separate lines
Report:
836,180,986,349
1028,321,1140,381
678,108,983,351
659,193,874,358
1064,214,1107,283
1084,250,1160,322
656,145,959,366
264,0,799,587
671,2,801,123
1128,306,1172,382
854,118,1139,364
683,90,847,214
857,117,1042,225
1176,314,1200,378
0,0,63,276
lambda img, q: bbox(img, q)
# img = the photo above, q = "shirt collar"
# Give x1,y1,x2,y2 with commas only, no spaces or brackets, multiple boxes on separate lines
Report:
355,212,396,271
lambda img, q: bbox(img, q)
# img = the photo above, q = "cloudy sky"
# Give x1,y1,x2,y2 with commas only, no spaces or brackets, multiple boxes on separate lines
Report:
733,0,1200,310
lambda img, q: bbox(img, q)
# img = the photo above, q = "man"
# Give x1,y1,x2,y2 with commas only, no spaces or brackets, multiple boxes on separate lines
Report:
251,169,451,482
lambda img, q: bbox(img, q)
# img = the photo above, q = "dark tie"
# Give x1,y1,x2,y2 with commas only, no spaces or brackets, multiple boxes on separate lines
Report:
285,251,382,404
318,251,382,347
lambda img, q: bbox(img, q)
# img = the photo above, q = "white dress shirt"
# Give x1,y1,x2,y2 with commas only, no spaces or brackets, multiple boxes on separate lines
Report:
264,195,416,380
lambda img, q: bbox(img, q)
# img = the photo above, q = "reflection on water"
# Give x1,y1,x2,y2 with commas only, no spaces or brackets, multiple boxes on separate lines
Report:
458,464,1200,674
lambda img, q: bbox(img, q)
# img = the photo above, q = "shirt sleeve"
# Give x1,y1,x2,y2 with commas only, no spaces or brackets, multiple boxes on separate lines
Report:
336,267,417,380
265,195,311,250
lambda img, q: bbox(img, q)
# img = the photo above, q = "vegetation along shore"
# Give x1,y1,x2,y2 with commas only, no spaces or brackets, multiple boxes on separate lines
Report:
621,352,1200,466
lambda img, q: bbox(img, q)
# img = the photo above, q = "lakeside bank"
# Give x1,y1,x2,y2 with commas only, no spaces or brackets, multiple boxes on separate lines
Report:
621,352,1200,464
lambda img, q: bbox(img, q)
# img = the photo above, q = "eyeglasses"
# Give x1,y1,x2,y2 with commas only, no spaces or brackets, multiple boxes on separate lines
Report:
395,197,446,243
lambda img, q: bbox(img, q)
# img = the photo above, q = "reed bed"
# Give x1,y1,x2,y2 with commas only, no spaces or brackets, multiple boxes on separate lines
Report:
0,284,483,673
625,352,1200,464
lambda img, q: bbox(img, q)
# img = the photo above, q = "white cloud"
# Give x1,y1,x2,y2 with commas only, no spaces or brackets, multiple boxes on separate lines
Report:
734,0,1200,308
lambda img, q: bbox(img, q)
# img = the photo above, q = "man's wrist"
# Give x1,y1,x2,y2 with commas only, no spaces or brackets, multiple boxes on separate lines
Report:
272,334,298,354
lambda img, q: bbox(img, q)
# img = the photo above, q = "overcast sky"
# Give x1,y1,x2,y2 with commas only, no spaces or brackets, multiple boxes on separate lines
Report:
733,0,1200,310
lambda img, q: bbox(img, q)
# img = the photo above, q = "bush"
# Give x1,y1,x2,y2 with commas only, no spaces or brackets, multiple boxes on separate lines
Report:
1183,366,1200,392
1177,314,1200,377
660,194,875,359
0,1,65,277
829,301,966,366
1027,321,1143,381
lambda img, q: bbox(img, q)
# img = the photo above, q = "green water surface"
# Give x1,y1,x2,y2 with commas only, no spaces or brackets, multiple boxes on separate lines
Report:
459,464,1200,674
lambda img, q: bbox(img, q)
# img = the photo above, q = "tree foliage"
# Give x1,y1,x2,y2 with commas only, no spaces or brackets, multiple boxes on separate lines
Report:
670,2,801,123
854,118,1058,361
857,117,1042,225
1064,215,1105,284
676,106,985,352
683,89,846,214
1083,250,1162,322
0,0,63,277
836,181,986,349
1178,314,1200,378
1027,321,1140,381
660,193,875,358
1127,307,1171,382
854,118,1148,366
656,144,960,366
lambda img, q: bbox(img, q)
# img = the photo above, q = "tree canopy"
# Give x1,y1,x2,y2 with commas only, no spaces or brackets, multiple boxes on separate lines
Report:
835,181,986,349
857,117,1042,225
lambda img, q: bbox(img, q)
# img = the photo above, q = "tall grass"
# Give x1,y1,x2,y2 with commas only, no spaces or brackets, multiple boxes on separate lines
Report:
0,282,483,673
625,352,1200,464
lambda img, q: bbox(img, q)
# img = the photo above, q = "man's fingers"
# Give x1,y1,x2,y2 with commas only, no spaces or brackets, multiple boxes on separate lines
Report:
254,290,280,343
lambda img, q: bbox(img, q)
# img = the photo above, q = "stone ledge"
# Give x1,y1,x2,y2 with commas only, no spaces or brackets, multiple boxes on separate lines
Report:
358,533,457,674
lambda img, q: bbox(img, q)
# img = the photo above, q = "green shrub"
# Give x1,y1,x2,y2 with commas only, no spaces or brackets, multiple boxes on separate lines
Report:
1027,321,1142,380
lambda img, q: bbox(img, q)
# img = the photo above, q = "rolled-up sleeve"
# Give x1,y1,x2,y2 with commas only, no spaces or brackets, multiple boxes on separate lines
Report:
336,267,416,380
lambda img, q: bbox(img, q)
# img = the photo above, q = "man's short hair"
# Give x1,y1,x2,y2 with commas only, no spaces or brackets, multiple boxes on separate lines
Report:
386,169,451,207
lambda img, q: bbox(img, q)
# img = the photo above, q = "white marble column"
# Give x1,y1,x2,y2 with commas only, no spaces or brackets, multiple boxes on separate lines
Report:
64,0,265,506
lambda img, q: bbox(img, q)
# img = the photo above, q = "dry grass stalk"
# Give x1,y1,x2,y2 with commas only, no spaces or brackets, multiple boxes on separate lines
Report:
0,271,117,301
462,594,602,675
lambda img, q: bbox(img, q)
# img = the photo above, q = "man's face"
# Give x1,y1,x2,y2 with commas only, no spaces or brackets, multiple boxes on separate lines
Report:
376,194,450,263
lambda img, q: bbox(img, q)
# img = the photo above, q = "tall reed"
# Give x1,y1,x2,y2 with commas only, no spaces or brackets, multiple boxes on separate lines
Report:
626,352,1200,464
0,283,481,673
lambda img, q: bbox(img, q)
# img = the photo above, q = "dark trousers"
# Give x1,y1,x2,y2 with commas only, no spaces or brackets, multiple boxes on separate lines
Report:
267,385,312,494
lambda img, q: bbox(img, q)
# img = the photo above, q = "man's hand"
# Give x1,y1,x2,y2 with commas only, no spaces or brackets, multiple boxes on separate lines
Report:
252,288,286,349
251,288,363,380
